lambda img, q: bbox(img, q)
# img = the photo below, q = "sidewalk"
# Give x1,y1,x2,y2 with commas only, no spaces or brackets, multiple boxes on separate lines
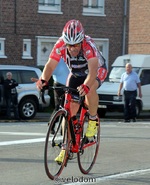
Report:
0,111,149,123
0,112,51,123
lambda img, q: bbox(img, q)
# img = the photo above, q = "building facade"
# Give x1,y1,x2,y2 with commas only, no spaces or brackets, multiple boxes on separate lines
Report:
128,0,150,54
0,0,129,70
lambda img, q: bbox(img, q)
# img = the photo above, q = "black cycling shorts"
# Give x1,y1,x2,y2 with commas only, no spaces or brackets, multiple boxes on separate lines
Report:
67,73,101,95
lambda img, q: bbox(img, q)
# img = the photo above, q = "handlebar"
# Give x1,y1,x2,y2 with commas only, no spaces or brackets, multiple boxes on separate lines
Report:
49,86,78,93
40,86,84,105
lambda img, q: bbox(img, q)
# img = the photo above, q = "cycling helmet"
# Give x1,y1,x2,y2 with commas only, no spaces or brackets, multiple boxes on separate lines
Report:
62,20,84,45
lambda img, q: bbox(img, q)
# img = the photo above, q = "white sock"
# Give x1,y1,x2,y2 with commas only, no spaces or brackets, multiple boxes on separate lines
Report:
89,115,97,120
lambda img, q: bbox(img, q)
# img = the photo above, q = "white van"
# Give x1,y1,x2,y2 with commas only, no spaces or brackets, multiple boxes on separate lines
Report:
97,54,150,117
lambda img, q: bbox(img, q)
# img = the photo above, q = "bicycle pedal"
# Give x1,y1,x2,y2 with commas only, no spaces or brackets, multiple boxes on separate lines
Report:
57,161,62,165
68,152,74,160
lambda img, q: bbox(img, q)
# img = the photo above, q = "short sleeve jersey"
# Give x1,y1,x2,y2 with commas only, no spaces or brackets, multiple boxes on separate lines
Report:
49,35,106,77
120,71,141,91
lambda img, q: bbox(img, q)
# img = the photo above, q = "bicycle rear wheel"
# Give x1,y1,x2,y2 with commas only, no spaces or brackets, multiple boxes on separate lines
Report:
44,109,68,180
77,115,100,174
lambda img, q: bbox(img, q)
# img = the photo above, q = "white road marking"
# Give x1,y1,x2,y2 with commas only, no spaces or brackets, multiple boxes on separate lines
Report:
0,131,45,136
0,132,45,146
66,169,150,185
0,131,63,146
0,138,45,146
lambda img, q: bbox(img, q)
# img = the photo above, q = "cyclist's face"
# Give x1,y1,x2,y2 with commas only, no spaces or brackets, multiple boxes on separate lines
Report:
66,43,81,57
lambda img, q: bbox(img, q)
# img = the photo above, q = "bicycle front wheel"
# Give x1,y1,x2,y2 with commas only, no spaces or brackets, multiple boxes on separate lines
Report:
77,115,100,174
44,109,68,180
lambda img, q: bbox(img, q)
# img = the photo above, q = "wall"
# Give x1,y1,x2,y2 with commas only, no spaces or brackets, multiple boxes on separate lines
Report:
128,0,150,54
0,0,128,69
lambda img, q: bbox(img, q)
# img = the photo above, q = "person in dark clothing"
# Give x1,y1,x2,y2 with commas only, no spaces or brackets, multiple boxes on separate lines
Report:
4,72,19,120
0,75,4,103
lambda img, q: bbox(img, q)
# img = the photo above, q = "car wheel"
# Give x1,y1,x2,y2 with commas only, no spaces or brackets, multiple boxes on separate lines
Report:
136,102,141,117
19,99,37,119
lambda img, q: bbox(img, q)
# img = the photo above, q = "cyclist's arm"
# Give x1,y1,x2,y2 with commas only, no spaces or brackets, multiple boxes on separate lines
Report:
35,58,58,90
41,58,58,82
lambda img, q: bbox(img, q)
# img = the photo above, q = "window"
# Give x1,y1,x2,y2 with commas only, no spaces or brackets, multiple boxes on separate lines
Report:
36,36,58,66
83,0,105,16
22,39,33,59
1,70,21,84
109,67,140,82
20,70,38,84
1,70,38,84
38,0,62,14
140,70,150,86
94,38,109,68
0,38,7,58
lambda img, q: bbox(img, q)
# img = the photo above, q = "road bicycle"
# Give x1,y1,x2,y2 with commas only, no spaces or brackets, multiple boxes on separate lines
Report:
42,86,100,180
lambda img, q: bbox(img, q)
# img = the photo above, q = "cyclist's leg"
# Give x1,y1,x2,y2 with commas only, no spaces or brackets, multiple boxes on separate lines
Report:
85,80,99,117
54,115,68,163
66,74,85,117
85,65,107,137
85,80,99,137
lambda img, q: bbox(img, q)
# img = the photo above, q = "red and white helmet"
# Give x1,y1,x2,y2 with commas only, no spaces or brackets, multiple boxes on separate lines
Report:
62,20,84,45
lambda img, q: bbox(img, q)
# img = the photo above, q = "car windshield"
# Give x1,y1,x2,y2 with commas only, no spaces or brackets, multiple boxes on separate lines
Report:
108,67,140,82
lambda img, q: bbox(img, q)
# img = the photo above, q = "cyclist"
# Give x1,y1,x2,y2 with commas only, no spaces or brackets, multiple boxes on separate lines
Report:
36,19,107,162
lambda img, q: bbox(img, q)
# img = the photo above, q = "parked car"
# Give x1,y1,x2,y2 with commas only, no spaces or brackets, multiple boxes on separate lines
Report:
97,54,150,117
0,65,50,119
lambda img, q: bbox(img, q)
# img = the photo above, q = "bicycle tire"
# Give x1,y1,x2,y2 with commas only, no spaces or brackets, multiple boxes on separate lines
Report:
44,109,68,180
77,115,100,174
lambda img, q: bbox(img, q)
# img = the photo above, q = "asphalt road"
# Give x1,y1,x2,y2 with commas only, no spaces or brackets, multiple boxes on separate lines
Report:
0,118,150,185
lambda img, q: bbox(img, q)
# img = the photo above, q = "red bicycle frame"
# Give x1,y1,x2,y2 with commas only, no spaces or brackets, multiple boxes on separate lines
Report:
63,91,97,154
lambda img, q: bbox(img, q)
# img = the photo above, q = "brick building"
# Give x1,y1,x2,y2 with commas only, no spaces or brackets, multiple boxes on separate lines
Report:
0,0,129,70
128,0,150,54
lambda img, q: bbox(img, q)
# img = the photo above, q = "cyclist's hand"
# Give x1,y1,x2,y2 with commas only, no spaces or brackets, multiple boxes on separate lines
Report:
31,78,48,90
77,84,90,96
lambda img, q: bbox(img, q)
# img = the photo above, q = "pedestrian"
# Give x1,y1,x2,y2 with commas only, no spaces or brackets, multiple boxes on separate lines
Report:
35,19,107,163
52,58,70,109
50,58,70,134
3,72,20,120
117,63,142,122
0,74,4,107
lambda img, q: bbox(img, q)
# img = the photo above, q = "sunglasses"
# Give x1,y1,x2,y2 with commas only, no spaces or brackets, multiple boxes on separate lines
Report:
66,43,81,47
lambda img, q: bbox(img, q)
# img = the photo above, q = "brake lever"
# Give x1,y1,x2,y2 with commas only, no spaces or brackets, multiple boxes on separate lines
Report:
39,86,49,104
41,88,46,104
